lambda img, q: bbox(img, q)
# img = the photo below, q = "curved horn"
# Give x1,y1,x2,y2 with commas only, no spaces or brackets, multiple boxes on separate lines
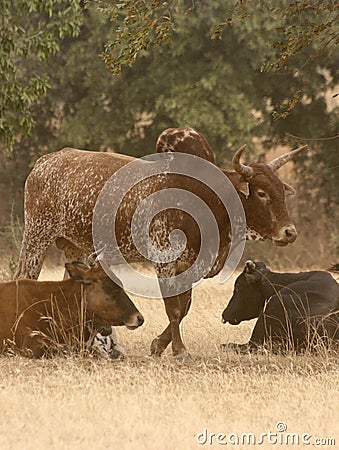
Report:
88,245,106,266
232,145,254,178
268,145,308,172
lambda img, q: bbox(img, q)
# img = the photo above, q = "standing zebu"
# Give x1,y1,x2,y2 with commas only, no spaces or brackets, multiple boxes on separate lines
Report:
221,260,339,352
16,131,306,356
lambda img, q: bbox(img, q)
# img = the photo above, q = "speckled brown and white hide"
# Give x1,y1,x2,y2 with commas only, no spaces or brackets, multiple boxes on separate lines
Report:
16,135,306,356
156,127,216,164
16,150,135,280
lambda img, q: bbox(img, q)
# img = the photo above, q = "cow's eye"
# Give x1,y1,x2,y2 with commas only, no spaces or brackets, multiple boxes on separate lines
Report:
257,190,268,200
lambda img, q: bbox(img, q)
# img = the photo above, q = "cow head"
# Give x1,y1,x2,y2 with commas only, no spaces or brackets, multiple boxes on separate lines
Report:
229,144,307,246
65,261,144,330
222,260,269,325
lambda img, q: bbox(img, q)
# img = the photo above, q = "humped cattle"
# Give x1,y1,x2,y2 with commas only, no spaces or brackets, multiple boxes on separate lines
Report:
15,129,307,356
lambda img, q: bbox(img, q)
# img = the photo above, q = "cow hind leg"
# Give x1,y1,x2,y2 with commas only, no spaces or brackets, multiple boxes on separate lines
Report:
15,232,56,280
55,238,87,279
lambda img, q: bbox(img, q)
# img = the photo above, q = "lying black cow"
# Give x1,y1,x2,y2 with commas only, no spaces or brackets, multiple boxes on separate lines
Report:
221,260,339,352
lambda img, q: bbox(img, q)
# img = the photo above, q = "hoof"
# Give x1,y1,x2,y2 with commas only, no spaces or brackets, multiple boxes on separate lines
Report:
150,338,166,357
220,342,239,350
109,346,126,360
173,350,192,360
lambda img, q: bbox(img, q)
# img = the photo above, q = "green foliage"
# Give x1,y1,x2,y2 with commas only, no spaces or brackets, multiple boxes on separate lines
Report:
99,0,338,120
270,1,338,72
0,0,83,149
96,0,179,74
51,2,276,158
212,1,338,67
212,0,339,119
0,1,337,254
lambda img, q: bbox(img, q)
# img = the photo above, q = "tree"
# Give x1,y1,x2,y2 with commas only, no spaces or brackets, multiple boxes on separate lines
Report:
97,0,338,115
1,3,337,241
0,0,83,149
97,0,179,75
215,0,339,119
94,0,338,225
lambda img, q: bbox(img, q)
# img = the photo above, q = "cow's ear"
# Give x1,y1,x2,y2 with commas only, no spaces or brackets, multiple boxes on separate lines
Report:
238,180,250,198
65,262,92,284
283,182,296,196
244,260,260,283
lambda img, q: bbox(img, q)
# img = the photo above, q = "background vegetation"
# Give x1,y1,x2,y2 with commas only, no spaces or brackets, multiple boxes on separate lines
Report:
0,0,338,267
0,4,338,447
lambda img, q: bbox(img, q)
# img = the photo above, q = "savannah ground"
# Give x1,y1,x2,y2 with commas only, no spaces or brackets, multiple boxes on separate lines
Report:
0,259,338,450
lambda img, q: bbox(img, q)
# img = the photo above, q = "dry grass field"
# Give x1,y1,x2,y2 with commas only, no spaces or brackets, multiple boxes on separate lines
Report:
0,263,338,449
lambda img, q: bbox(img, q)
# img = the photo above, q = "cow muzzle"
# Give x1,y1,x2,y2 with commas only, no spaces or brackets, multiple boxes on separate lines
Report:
272,224,297,246
125,313,145,330
222,317,239,325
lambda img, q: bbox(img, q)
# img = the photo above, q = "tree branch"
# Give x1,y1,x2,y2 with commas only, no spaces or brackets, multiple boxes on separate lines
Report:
285,132,339,141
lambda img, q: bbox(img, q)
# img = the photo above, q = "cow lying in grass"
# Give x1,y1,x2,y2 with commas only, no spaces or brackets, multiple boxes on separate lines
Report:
0,262,144,358
221,260,339,352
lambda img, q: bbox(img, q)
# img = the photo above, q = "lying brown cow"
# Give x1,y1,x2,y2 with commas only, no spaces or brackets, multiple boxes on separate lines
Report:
1,262,144,357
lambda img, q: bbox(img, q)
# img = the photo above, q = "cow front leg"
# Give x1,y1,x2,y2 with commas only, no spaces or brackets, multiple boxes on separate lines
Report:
220,316,265,354
150,323,172,356
220,342,251,353
90,327,126,359
150,289,192,357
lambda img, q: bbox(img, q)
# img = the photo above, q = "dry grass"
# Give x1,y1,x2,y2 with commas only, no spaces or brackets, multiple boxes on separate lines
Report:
0,267,338,449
